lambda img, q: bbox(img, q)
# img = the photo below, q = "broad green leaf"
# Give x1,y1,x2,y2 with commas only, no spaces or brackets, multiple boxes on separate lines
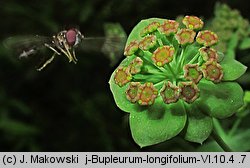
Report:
129,99,186,147
197,80,244,119
239,37,250,50
184,104,213,144
221,55,247,81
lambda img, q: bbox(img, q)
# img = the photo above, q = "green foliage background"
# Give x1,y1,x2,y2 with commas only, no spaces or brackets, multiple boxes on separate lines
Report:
0,0,249,151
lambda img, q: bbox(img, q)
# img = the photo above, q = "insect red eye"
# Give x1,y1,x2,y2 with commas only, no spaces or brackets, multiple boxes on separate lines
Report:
65,29,77,46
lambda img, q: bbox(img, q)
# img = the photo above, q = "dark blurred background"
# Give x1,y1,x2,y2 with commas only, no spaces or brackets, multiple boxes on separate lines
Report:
0,0,250,151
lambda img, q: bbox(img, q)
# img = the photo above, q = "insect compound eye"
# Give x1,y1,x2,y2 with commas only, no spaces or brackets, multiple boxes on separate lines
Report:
75,29,84,46
65,29,77,46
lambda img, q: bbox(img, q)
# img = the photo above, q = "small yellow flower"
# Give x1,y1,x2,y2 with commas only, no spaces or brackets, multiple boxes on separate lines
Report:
202,60,223,83
196,30,218,46
175,29,196,45
179,82,200,103
139,35,157,51
114,66,132,87
140,21,160,37
182,16,204,30
158,20,179,36
199,47,219,61
137,82,158,105
183,64,203,84
152,46,175,66
124,40,139,56
160,81,180,104
126,82,141,103
129,57,143,74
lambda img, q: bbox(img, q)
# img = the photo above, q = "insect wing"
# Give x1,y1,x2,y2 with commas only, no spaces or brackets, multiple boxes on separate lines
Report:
77,23,127,66
101,36,126,66
3,35,51,59
3,35,56,70
78,36,126,65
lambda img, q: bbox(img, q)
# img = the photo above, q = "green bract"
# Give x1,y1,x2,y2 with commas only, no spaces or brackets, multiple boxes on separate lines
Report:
109,16,247,147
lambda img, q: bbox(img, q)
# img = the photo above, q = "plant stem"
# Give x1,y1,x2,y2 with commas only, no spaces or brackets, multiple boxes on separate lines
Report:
133,74,166,83
213,118,227,138
177,47,185,72
155,31,165,46
154,80,165,87
165,64,176,77
180,47,189,68
141,66,166,76
177,48,184,68
188,52,200,64
228,118,242,137
211,129,233,152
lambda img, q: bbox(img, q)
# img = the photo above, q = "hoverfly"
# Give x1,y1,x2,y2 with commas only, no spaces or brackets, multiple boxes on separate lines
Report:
4,24,126,71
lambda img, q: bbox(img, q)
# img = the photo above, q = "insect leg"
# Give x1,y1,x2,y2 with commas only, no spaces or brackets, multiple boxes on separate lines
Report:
72,49,78,63
37,53,56,71
44,43,61,55
61,41,77,63
55,44,73,62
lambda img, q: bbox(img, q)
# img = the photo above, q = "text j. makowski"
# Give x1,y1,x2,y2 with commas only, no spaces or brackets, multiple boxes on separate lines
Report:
19,155,79,164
